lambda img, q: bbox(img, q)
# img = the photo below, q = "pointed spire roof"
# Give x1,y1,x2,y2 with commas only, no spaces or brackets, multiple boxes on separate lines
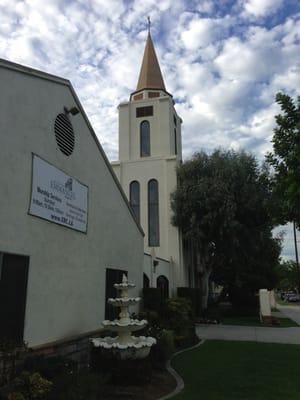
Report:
136,32,166,91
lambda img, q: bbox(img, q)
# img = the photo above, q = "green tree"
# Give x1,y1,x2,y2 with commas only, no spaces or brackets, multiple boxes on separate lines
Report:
276,260,300,291
266,93,300,225
266,92,300,287
171,150,281,309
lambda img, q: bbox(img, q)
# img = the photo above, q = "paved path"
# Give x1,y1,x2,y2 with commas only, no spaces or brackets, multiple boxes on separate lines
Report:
277,303,300,324
196,304,300,345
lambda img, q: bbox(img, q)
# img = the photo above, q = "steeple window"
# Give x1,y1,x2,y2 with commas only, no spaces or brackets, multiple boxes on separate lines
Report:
133,93,143,101
136,106,153,118
148,179,159,247
174,128,177,155
149,92,160,98
140,121,151,157
129,181,140,223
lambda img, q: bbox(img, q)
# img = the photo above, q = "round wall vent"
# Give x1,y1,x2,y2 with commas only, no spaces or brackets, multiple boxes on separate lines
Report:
54,114,75,156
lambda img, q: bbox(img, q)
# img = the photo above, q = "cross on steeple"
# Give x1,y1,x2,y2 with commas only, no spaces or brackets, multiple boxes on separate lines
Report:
147,16,151,33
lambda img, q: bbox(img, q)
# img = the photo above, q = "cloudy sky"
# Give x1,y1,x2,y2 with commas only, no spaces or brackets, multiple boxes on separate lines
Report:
0,0,299,259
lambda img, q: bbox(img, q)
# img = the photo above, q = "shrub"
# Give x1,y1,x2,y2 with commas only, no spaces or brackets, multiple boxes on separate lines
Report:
177,288,202,316
91,347,151,385
150,329,175,369
143,288,164,312
48,370,107,400
228,287,259,309
21,355,77,380
7,393,25,400
138,310,160,325
174,326,198,350
0,341,28,388
12,371,52,400
163,297,193,336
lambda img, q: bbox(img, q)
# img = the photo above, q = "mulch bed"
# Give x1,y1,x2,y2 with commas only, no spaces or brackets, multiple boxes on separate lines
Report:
101,368,177,400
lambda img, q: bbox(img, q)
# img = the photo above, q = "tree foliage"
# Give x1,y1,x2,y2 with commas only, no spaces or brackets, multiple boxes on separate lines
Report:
276,260,300,291
266,92,300,226
171,150,281,307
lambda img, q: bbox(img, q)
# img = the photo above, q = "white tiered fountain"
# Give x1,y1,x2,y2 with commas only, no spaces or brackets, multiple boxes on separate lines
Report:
91,274,156,360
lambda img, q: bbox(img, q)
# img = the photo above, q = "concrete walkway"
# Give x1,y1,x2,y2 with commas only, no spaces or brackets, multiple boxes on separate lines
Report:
196,304,300,345
277,303,300,324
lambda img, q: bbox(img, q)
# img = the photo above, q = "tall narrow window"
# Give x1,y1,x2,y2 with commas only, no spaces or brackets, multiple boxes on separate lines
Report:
174,128,177,155
140,121,150,157
148,179,159,246
129,181,140,223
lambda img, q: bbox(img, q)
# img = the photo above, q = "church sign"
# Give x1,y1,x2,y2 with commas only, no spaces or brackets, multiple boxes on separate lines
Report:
29,155,88,233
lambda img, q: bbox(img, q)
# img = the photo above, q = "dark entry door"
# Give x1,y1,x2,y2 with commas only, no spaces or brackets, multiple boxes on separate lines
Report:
105,268,127,320
0,253,29,343
157,275,169,300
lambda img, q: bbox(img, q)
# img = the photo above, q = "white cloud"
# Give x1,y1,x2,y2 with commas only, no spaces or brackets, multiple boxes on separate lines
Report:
197,1,214,14
0,0,299,255
214,35,284,82
243,0,284,18
0,0,297,161
181,16,233,50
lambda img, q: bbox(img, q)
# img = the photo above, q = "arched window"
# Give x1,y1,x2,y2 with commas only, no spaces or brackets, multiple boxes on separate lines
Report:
148,179,159,246
129,181,140,223
140,120,150,157
157,275,169,300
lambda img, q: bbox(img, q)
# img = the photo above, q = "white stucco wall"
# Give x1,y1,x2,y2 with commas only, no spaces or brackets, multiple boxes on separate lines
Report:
0,61,144,347
143,253,172,289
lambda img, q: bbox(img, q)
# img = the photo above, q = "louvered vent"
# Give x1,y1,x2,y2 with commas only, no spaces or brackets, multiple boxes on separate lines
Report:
54,114,75,156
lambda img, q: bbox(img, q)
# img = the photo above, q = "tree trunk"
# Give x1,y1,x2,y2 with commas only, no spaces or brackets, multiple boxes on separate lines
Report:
200,268,212,311
293,221,300,292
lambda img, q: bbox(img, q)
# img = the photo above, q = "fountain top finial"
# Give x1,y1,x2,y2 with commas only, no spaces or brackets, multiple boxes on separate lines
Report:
122,274,128,284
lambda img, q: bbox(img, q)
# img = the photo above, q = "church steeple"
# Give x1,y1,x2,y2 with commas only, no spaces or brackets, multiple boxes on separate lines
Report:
135,32,166,92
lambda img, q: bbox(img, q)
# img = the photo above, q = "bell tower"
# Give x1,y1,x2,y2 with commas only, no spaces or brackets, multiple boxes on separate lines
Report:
112,27,186,290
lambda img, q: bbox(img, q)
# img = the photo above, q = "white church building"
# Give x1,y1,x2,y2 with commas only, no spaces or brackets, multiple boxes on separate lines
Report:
112,32,188,293
0,30,190,354
0,59,144,351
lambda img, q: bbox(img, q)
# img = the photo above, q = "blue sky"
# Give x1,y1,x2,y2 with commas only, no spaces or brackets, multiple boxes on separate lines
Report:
0,0,299,259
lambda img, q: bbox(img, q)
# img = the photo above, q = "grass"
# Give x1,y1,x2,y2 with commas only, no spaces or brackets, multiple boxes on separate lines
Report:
205,302,299,327
276,298,290,306
171,340,300,400
222,315,299,327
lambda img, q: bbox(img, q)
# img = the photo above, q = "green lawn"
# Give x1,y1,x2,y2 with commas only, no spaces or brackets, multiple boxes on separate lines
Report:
222,315,299,327
275,297,289,306
171,340,300,400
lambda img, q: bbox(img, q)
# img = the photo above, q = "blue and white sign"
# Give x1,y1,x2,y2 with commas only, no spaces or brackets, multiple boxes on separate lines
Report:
29,155,88,233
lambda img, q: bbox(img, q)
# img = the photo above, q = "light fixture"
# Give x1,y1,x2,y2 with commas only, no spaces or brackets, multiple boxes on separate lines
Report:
150,248,159,274
64,106,80,116
153,258,159,274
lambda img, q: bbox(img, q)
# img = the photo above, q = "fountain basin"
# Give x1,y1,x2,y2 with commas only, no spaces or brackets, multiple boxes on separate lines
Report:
108,297,141,307
91,336,156,360
102,319,147,332
114,282,135,289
